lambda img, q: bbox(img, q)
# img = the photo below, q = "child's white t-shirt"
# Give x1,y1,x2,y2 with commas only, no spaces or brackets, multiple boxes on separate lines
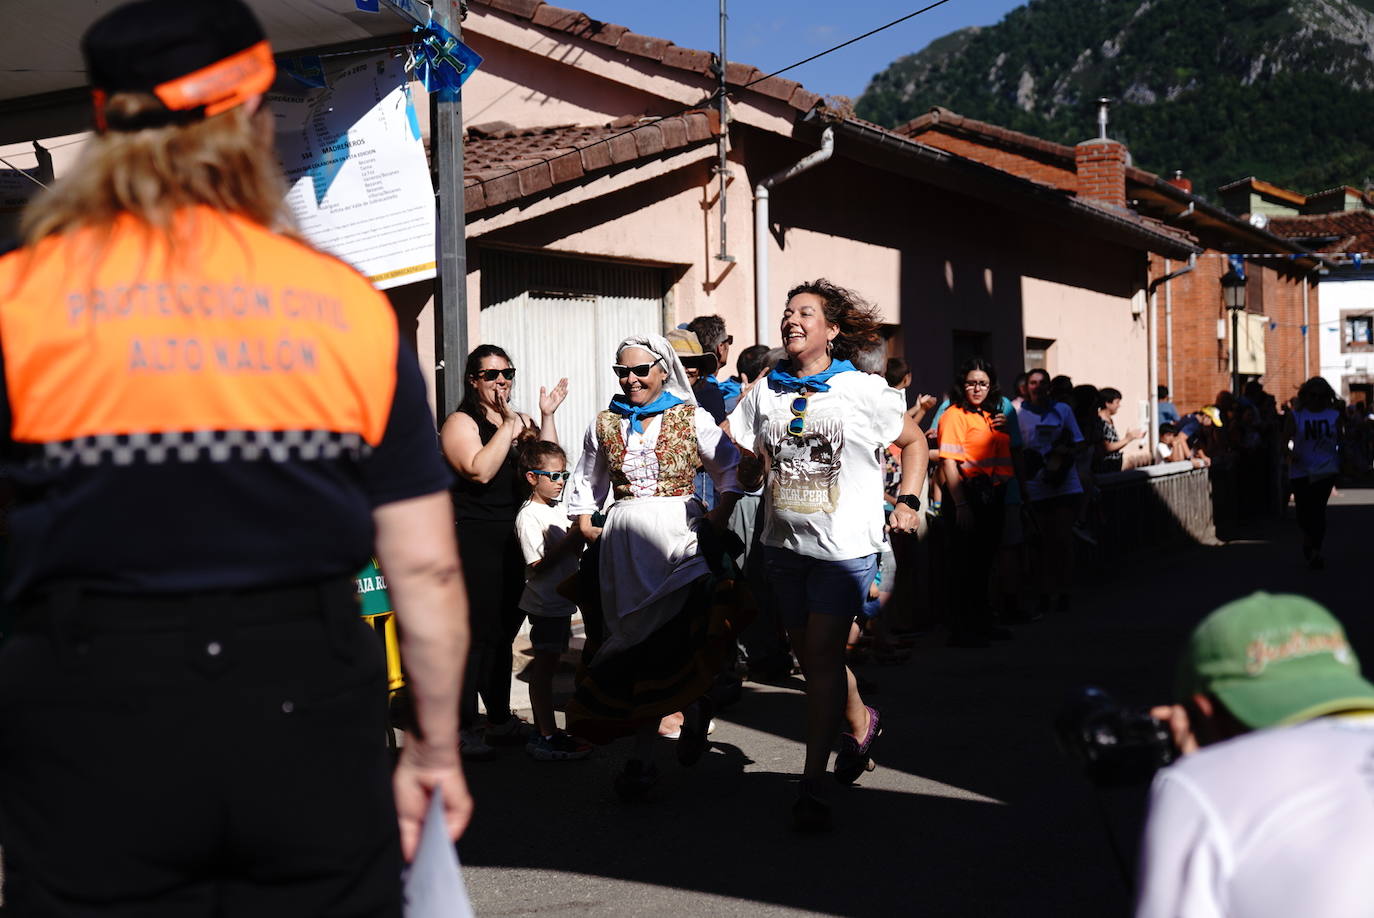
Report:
514,499,579,616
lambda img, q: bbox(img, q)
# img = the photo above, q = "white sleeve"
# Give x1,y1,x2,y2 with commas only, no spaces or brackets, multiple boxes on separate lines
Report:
514,508,544,566
725,383,762,454
851,375,905,448
565,420,609,516
1134,768,1231,918
695,407,741,495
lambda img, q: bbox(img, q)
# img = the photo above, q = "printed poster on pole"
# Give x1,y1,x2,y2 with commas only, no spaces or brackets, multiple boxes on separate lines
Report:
269,54,435,291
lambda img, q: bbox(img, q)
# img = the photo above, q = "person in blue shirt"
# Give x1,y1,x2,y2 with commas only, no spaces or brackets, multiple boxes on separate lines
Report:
686,315,738,411
1158,385,1180,425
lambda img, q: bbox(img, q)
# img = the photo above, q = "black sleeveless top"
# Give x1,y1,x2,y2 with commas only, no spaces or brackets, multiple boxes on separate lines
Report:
450,407,525,523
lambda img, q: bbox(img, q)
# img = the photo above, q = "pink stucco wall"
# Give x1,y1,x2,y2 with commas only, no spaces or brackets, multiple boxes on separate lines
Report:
1022,275,1150,429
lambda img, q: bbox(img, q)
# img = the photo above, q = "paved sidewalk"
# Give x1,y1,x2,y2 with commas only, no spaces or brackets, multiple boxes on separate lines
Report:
460,488,1374,917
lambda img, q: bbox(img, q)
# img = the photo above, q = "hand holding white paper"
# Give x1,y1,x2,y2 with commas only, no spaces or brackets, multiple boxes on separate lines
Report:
403,789,475,918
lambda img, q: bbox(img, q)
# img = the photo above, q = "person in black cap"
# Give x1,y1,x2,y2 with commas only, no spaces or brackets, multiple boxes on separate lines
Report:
0,1,470,914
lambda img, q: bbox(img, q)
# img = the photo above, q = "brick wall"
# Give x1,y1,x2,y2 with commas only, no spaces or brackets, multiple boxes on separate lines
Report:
1150,253,1319,413
1075,141,1128,210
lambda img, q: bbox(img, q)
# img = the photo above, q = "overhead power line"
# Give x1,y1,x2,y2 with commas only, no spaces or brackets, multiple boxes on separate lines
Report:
465,2,955,193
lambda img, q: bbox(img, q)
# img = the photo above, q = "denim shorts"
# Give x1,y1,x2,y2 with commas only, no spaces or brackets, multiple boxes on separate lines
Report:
762,546,879,627
528,615,572,654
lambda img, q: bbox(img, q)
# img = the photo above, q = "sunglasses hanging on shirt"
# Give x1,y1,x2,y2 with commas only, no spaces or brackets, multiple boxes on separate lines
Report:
787,395,809,437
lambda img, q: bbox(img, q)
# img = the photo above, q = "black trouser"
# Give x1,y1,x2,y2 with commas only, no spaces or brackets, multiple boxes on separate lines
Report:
1291,475,1336,551
953,478,1006,634
455,519,527,725
0,580,400,917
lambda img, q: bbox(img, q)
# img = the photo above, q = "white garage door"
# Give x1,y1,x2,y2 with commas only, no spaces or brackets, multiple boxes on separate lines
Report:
479,249,667,453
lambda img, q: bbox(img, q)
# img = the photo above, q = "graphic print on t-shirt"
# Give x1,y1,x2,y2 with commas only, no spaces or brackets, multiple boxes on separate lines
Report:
766,415,843,514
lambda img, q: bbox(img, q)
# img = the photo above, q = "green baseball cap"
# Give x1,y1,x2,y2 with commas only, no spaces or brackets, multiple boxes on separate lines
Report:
1177,592,1374,729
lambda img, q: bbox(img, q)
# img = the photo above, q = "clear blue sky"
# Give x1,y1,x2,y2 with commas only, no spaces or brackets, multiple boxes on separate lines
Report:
571,1,1025,100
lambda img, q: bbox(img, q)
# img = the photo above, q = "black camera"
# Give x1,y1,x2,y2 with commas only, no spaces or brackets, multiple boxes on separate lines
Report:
1056,686,1178,787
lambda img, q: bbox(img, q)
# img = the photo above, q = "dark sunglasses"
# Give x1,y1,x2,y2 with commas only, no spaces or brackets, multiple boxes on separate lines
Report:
612,358,662,378
473,368,516,381
787,395,809,437
531,470,571,482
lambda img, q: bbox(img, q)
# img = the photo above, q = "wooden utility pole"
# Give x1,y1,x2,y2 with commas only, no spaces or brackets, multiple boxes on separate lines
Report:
431,0,469,420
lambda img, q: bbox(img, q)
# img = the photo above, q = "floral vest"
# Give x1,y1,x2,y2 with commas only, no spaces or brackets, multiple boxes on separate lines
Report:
595,403,700,501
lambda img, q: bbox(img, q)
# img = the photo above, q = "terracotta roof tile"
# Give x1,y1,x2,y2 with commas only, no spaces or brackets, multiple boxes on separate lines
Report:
1269,211,1374,252
750,75,801,101
579,139,612,172
661,45,714,75
485,0,543,16
606,130,639,163
530,4,587,31
789,88,821,111
547,148,585,183
516,161,554,196
460,113,719,215
587,21,628,47
464,181,486,213
632,123,665,157
659,117,688,148
616,32,671,61
724,61,763,88
466,0,817,110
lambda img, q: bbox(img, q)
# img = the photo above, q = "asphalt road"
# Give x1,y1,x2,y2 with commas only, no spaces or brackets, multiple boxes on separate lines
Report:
460,486,1374,917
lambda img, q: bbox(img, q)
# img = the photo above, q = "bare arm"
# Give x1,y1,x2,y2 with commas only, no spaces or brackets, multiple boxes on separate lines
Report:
890,412,929,532
1104,428,1144,453
940,457,965,507
575,513,603,542
374,491,472,860
441,410,520,485
537,378,569,444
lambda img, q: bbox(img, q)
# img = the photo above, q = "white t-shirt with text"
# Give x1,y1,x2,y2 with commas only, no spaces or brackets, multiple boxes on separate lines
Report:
1136,715,1374,918
727,370,904,561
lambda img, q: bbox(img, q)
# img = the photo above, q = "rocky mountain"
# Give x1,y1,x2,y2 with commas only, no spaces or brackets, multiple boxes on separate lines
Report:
855,0,1374,199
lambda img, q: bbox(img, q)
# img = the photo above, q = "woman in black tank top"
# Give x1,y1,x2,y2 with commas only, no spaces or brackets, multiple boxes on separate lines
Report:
440,345,568,758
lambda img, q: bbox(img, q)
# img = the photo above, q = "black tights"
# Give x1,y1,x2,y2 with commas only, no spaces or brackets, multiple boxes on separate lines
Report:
456,520,528,725
1291,476,1335,552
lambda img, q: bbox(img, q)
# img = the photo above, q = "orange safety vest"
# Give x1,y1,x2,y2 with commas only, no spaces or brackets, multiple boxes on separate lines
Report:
0,207,397,451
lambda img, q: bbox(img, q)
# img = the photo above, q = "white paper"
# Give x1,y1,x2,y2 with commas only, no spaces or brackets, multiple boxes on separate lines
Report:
404,789,475,918
270,55,436,291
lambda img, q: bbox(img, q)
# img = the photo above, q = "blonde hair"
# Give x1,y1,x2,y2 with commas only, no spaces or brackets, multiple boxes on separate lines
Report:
22,92,288,244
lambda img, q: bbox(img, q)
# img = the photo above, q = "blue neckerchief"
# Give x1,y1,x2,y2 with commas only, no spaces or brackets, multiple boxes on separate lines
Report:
767,359,857,394
608,392,685,434
715,376,742,401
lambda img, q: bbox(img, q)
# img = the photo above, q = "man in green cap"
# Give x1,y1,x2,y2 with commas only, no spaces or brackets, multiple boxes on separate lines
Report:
1135,592,1374,917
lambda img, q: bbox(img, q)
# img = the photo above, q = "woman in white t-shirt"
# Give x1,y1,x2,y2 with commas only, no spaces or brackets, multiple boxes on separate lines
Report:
727,279,927,831
1284,376,1343,570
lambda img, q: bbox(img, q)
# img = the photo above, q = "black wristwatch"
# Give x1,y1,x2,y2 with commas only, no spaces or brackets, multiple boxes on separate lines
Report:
896,494,921,512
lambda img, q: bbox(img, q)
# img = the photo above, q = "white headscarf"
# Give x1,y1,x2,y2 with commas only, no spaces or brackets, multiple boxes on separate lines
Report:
615,334,697,407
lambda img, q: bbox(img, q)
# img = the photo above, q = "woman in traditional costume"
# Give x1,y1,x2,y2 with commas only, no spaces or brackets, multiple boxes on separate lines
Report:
565,334,743,799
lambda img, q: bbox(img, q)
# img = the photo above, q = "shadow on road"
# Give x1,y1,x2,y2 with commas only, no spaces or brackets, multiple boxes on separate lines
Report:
461,497,1374,917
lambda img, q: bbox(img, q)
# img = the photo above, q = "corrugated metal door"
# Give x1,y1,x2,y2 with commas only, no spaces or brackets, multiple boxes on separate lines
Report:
480,250,666,448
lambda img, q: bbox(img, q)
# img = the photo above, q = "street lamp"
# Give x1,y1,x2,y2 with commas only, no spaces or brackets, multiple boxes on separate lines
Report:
1221,265,1247,395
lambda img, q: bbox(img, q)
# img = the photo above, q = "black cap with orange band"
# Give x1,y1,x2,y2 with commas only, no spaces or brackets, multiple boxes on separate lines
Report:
82,0,276,132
